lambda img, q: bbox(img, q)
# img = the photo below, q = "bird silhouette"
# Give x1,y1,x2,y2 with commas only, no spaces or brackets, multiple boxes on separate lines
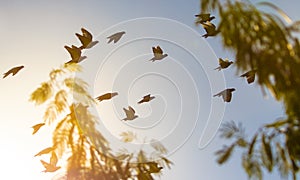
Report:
76,28,99,49
138,94,155,104
213,88,236,102
40,152,60,173
240,69,257,84
31,123,45,135
214,58,233,71
122,106,138,121
3,65,24,78
107,31,126,44
195,13,215,24
201,21,219,38
64,45,87,64
95,92,118,102
149,46,168,62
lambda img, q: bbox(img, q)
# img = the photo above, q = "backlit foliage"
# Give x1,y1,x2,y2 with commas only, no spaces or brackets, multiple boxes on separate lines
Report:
30,50,172,179
198,0,300,179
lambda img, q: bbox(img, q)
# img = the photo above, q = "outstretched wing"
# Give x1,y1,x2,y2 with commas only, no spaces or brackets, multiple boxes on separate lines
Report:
218,58,225,65
81,28,93,40
128,106,135,114
156,46,163,54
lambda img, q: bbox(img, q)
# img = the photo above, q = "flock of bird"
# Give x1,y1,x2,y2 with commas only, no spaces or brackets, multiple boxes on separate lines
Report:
3,14,258,172
195,13,257,102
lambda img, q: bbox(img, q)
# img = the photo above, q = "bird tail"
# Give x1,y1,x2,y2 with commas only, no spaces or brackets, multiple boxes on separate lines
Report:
214,67,221,71
202,34,208,38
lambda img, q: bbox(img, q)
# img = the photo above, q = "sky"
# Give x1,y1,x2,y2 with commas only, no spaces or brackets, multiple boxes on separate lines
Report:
0,0,300,179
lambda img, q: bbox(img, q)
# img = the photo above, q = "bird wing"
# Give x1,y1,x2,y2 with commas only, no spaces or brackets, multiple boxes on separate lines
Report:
213,91,222,97
144,94,151,99
240,71,249,77
218,58,225,65
34,147,53,157
138,99,144,104
81,28,93,40
50,152,58,166
96,93,111,101
76,33,90,47
123,107,130,117
64,45,80,60
128,106,135,114
196,13,210,20
152,47,158,54
156,46,163,54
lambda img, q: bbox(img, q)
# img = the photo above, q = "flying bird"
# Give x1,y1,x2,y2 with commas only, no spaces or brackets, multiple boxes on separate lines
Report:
40,152,60,173
31,123,45,135
213,88,236,102
76,28,99,49
195,13,215,24
240,69,257,84
149,46,168,62
107,31,126,44
122,106,138,121
64,45,87,64
201,21,219,38
3,65,24,78
138,94,155,104
95,92,118,102
214,58,233,71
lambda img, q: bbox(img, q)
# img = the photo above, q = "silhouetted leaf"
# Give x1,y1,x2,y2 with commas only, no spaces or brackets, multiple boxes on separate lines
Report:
119,131,136,143
261,134,273,171
29,82,53,105
216,144,235,164
248,133,258,156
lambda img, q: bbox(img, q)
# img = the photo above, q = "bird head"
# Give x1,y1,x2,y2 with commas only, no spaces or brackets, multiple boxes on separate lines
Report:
229,88,236,92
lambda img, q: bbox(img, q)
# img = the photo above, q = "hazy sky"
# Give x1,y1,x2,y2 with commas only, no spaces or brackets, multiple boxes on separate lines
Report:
0,0,299,179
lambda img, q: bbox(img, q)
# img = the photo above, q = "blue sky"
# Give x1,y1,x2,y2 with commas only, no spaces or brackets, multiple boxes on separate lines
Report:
0,0,299,179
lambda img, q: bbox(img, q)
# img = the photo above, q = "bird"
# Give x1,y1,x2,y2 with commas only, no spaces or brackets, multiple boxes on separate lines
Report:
195,13,215,24
3,65,24,78
40,152,60,173
138,94,155,104
213,88,236,102
201,21,219,38
107,31,126,44
31,123,45,135
240,69,257,84
122,106,138,121
75,28,99,49
95,92,118,102
149,46,168,62
214,58,233,71
64,45,87,64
